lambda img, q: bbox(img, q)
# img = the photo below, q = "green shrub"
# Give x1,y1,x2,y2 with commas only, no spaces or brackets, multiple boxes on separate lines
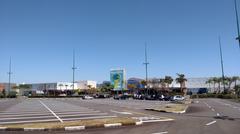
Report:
221,94,234,99
190,94,197,99
216,94,223,98
7,91,17,98
207,93,216,98
0,93,4,98
191,93,234,99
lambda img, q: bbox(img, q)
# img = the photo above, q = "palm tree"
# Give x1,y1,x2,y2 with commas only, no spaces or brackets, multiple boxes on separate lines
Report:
215,77,222,93
175,73,187,95
127,84,137,93
205,79,213,92
65,85,68,90
159,78,166,91
59,84,63,91
235,85,240,98
225,77,234,91
164,76,173,91
18,84,31,96
232,76,240,88
141,80,147,88
212,77,218,93
87,85,92,90
220,77,230,93
140,80,148,95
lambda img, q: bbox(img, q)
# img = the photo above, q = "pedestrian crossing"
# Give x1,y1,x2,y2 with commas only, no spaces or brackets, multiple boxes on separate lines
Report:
0,99,116,125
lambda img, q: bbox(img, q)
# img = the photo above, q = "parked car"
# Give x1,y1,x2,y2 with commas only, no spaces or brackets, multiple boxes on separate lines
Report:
59,94,67,97
82,95,93,100
133,94,145,100
172,95,184,101
163,96,173,101
158,94,165,101
95,94,111,98
113,94,128,100
145,95,159,100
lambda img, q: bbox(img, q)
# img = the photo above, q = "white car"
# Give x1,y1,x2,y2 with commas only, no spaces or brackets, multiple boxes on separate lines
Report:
173,95,185,101
82,95,93,100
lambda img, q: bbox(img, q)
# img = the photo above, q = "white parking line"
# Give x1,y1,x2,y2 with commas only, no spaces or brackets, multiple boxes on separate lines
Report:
152,132,168,134
110,110,132,115
0,110,100,116
204,102,210,107
0,113,108,121
0,115,56,121
206,121,217,126
39,100,63,123
211,108,215,112
62,115,117,121
0,119,59,125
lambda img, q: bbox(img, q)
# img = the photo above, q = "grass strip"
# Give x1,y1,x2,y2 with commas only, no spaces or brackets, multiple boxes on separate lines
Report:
146,103,188,113
0,117,138,129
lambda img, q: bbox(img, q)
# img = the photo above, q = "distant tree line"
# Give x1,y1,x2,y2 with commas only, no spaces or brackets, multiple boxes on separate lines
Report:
128,73,188,95
205,76,240,94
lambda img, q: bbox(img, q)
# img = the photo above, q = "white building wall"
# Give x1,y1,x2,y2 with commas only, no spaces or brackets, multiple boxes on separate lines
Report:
76,80,97,90
57,82,77,91
30,82,77,91
149,77,209,89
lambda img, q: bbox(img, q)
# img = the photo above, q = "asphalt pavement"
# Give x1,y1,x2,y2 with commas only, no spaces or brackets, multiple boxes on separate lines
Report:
0,98,240,134
0,98,116,125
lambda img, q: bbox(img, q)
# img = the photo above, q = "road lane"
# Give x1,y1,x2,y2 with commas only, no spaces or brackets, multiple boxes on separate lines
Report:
1,98,240,134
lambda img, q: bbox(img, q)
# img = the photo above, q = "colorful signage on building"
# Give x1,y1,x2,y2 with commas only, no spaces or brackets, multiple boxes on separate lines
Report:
110,69,126,91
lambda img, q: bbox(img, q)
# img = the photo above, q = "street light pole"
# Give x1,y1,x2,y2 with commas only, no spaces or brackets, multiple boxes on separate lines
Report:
143,43,149,95
72,50,77,91
218,37,226,92
7,57,12,96
234,0,240,49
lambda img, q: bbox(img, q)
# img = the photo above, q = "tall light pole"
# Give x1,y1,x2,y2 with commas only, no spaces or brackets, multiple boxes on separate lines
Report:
7,57,12,96
218,37,226,92
234,0,240,49
143,43,149,95
72,50,77,91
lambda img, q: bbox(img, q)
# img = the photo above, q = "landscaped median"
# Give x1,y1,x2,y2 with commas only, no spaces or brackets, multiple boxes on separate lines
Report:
0,117,142,131
145,99,192,114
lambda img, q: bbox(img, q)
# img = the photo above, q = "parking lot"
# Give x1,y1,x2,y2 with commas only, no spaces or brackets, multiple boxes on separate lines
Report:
0,98,170,125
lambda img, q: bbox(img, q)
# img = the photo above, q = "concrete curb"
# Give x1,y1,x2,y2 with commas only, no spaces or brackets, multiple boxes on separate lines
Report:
145,105,189,114
104,123,122,128
0,121,143,131
65,126,85,131
171,105,189,114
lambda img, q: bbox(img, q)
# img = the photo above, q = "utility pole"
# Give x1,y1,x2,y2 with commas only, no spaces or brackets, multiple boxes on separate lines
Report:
234,0,240,49
72,50,77,91
143,43,149,95
7,57,12,96
218,37,226,92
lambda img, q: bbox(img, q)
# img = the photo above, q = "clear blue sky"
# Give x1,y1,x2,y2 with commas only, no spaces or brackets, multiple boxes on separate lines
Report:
1,0,240,83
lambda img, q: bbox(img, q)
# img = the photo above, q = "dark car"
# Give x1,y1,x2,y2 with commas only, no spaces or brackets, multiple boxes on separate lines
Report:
134,94,145,100
94,93,111,99
163,96,173,101
145,95,158,100
114,94,128,100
